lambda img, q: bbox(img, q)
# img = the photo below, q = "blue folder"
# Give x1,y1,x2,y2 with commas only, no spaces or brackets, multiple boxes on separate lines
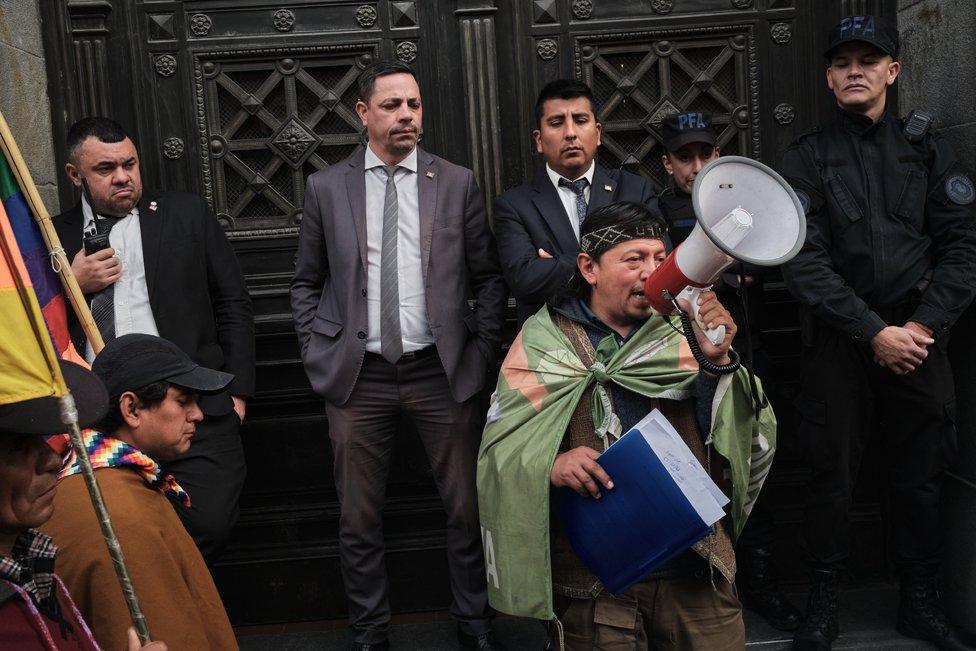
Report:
557,427,714,595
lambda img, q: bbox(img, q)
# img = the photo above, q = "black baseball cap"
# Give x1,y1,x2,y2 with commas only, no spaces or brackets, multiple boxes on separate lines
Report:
825,15,899,60
92,334,233,399
662,112,717,153
0,361,108,435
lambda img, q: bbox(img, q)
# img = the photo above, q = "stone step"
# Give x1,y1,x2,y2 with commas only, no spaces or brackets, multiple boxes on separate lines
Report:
237,583,939,650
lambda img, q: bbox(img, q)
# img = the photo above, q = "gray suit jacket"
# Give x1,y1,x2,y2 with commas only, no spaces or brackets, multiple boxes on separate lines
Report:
291,146,507,405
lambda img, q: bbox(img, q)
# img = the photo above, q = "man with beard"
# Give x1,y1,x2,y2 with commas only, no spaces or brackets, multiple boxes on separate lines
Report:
53,117,254,561
291,60,508,650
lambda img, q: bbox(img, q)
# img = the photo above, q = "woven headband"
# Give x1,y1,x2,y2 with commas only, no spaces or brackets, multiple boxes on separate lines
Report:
580,222,666,257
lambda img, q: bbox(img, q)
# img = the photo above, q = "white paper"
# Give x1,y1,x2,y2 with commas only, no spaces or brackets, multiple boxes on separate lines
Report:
642,410,728,505
628,409,729,526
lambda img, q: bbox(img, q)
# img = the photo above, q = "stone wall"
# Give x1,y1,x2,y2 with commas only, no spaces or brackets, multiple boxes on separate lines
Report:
0,0,60,213
898,0,976,179
898,0,976,636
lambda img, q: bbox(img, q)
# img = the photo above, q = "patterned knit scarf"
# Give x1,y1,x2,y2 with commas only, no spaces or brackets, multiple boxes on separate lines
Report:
59,430,191,507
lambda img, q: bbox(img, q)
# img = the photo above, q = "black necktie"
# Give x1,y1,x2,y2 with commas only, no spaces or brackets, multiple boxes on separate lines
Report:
89,215,123,343
559,177,589,230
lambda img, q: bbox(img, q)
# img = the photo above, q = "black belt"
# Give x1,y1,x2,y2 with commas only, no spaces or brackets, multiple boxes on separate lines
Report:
367,346,437,363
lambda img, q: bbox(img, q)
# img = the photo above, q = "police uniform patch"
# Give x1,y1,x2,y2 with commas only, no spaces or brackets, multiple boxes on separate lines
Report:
795,189,812,214
945,174,975,205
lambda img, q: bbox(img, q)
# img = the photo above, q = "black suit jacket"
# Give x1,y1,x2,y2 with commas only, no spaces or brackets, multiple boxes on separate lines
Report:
54,190,255,413
493,164,662,324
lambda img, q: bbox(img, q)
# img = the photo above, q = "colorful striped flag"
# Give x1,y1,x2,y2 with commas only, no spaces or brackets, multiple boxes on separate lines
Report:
0,152,70,353
0,147,83,364
0,197,65,404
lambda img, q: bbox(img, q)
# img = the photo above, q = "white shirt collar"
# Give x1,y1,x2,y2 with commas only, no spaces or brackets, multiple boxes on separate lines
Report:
364,144,418,173
81,194,138,231
546,160,596,191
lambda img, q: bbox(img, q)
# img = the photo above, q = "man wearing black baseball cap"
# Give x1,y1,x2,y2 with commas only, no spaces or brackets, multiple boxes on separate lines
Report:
780,14,976,651
0,360,167,649
41,334,239,651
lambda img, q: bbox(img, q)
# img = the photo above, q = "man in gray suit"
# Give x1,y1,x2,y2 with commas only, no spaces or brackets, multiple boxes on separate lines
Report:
291,60,507,651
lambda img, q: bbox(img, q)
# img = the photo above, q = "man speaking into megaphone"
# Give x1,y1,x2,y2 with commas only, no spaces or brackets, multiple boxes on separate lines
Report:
477,201,779,650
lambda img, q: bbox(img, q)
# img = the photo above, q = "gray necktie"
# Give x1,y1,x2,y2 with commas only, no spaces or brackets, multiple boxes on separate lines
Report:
559,177,589,230
89,215,122,343
380,165,403,364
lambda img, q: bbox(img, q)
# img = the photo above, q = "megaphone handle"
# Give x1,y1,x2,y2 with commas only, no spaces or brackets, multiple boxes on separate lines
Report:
675,286,726,346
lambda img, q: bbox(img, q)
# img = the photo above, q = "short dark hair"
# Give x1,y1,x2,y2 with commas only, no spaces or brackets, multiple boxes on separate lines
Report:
357,60,417,103
552,201,668,302
93,380,171,434
66,117,131,164
534,79,597,128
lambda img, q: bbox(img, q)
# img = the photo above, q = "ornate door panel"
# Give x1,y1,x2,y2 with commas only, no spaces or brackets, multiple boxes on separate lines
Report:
40,0,896,626
579,25,758,188
194,47,370,235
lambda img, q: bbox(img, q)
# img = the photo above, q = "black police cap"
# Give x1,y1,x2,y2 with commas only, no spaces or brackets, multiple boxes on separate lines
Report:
825,15,899,60
661,111,717,153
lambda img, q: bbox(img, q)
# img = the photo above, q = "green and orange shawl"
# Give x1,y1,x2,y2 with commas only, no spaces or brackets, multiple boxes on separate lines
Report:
476,307,776,620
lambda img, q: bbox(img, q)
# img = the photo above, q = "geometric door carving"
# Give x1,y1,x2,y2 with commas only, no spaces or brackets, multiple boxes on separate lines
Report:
193,45,376,236
577,26,758,191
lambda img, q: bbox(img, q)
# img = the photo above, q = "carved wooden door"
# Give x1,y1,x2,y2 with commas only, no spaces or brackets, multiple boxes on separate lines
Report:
40,0,894,626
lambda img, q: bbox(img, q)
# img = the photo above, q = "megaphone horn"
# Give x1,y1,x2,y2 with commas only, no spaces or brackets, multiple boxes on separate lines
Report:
645,156,806,345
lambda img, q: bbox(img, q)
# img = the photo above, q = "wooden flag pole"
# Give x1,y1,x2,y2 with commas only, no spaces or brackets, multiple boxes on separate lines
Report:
0,110,105,353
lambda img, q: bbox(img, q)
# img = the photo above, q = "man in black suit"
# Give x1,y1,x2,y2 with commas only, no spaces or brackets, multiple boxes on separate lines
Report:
53,117,254,561
493,79,662,325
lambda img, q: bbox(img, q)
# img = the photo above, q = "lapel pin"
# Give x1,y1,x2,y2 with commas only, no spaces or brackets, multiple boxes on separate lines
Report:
426,170,435,178
604,184,613,192
149,201,158,211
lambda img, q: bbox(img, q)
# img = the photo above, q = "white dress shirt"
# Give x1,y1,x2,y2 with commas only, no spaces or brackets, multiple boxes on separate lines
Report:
546,160,596,241
82,195,159,362
363,145,433,354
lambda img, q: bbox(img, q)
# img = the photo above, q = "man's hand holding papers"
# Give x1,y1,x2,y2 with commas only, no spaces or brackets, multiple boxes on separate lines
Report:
551,446,615,498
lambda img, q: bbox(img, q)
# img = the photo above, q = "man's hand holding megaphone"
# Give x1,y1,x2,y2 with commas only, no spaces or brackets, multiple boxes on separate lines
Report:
677,289,737,370
641,156,806,375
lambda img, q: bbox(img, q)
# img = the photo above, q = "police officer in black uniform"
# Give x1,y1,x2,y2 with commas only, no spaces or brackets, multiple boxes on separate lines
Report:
659,112,802,633
779,16,976,651
658,111,719,244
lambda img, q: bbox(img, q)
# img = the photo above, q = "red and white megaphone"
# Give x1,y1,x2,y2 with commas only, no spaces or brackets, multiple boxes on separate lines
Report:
645,156,806,344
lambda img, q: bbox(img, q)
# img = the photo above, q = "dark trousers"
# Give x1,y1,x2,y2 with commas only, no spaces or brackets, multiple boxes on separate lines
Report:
794,323,956,571
325,350,492,644
164,409,247,561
